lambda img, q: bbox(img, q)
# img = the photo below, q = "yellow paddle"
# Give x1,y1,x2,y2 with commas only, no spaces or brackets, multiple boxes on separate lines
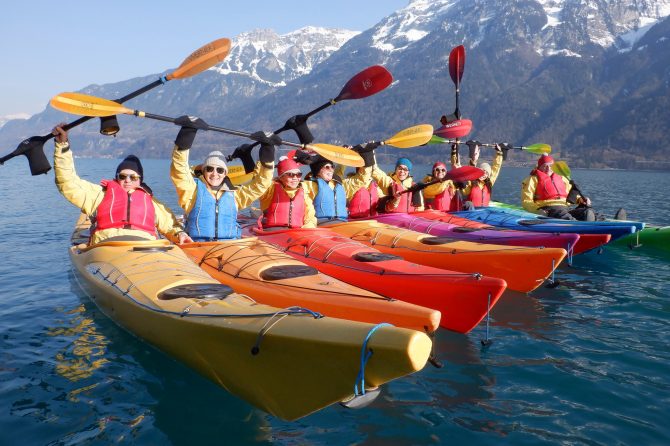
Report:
1,37,231,176
378,124,434,148
49,92,365,168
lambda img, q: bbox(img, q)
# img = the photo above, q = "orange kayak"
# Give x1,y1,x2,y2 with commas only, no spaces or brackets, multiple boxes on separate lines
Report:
244,226,507,334
320,220,566,293
181,237,441,333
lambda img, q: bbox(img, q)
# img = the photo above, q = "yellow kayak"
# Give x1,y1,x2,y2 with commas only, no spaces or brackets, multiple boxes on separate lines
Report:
69,215,431,420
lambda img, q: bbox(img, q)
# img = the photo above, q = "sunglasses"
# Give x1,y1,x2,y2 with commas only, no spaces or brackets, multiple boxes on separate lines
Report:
321,164,334,170
205,166,226,174
284,172,302,178
396,166,409,172
434,168,447,173
117,173,140,181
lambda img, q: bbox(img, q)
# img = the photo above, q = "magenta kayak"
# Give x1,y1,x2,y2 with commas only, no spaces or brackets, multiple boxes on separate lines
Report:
372,213,580,254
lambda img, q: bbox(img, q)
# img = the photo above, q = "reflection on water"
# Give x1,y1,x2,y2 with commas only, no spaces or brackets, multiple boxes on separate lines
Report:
1,161,669,445
48,304,109,384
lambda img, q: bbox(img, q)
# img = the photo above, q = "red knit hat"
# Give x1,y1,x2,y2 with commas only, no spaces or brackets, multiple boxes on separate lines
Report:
432,161,447,171
537,154,554,167
277,151,301,177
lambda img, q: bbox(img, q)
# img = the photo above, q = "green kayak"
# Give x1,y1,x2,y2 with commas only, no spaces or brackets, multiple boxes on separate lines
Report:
610,226,670,256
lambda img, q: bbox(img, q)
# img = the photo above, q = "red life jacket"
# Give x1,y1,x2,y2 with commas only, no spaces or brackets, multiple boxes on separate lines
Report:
426,183,456,211
468,182,491,207
348,181,379,219
533,169,568,201
263,183,305,228
386,181,416,214
93,179,156,236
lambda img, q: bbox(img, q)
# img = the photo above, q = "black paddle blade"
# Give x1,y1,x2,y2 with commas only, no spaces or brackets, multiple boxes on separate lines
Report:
0,136,51,175
449,45,465,85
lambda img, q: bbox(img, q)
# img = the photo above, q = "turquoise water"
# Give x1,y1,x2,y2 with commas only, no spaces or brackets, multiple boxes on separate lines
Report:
1,158,668,445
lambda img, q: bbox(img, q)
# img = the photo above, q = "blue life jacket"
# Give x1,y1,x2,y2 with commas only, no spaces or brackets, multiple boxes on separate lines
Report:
313,177,348,222
186,179,241,240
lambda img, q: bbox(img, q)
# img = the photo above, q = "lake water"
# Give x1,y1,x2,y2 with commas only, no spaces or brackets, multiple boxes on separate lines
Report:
1,157,668,445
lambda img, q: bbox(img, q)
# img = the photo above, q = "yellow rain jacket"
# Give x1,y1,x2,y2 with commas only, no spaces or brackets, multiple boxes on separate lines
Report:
304,166,373,201
54,142,184,244
170,147,274,216
452,150,503,196
258,182,317,228
371,166,425,211
521,172,578,213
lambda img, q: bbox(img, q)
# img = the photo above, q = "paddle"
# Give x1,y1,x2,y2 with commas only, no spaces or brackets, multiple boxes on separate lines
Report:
0,38,232,176
227,65,393,160
368,125,434,149
399,166,485,195
551,160,585,197
50,92,365,167
428,138,551,155
449,45,465,120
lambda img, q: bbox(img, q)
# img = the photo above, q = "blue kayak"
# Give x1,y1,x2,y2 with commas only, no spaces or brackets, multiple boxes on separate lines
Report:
453,205,643,241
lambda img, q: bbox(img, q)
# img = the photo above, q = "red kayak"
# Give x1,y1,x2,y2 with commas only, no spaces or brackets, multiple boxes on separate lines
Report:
246,225,507,334
412,210,611,255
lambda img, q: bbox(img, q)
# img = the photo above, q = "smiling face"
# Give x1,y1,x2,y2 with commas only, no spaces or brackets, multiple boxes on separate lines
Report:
279,171,302,189
433,166,447,180
116,169,141,192
538,163,552,174
318,163,334,182
203,165,226,188
395,165,409,181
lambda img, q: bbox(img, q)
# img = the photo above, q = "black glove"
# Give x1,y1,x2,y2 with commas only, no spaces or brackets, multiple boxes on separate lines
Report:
284,114,314,145
294,150,316,165
498,143,513,160
450,143,459,156
250,131,282,146
230,143,256,174
352,142,379,167
352,141,380,153
259,143,276,165
173,115,209,150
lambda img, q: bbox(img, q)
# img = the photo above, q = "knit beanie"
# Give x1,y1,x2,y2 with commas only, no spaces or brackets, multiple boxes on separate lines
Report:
396,157,413,171
202,151,228,174
115,155,144,179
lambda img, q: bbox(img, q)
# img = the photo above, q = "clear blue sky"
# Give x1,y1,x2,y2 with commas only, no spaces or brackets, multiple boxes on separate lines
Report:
0,0,410,117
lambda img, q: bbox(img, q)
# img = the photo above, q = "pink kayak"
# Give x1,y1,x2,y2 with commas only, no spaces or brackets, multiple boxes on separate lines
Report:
372,212,580,255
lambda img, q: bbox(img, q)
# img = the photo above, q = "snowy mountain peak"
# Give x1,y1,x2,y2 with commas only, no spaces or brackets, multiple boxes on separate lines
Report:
0,113,30,130
212,27,359,86
366,0,670,58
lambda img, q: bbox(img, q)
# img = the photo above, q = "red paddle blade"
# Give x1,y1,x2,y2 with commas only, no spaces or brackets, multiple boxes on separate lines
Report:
446,165,484,183
434,119,472,139
335,65,393,101
449,45,465,86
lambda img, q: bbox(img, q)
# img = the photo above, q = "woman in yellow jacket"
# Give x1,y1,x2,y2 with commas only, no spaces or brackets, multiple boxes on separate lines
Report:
451,142,504,208
258,153,317,228
170,119,276,240
372,157,424,213
52,124,188,245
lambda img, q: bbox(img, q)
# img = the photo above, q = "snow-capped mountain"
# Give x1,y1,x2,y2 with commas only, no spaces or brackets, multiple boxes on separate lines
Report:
2,1,669,169
0,113,30,130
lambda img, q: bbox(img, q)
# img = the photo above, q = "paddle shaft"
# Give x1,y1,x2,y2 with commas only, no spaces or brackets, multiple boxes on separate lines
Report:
1,77,170,167
137,111,306,149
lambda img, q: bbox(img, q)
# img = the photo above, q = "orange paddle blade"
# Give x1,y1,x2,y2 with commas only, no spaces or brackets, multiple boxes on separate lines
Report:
168,38,232,80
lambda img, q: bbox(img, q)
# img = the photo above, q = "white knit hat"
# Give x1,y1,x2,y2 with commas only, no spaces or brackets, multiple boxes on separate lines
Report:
202,151,228,174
